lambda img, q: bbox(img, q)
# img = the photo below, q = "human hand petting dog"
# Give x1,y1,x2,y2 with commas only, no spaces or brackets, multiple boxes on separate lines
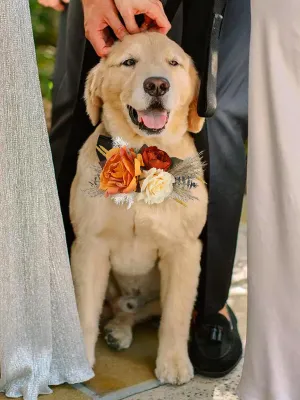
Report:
114,0,171,35
82,0,171,57
38,0,69,12
38,0,170,56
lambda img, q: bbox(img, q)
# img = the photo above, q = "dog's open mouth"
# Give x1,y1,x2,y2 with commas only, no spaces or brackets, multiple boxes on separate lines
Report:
127,105,169,134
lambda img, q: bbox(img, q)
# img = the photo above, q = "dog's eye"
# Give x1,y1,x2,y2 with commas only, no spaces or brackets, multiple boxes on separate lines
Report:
122,58,137,67
169,60,179,67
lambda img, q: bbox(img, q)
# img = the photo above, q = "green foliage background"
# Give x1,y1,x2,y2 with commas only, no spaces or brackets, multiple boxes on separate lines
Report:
30,0,58,100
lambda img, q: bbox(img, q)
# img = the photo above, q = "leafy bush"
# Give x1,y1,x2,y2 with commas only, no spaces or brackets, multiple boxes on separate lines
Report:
30,0,58,46
30,0,58,100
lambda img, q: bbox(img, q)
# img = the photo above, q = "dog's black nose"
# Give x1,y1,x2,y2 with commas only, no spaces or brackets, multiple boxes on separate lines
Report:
143,77,170,97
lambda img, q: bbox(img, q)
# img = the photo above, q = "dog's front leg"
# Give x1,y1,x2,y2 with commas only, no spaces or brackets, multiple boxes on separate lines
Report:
71,237,111,367
156,240,202,385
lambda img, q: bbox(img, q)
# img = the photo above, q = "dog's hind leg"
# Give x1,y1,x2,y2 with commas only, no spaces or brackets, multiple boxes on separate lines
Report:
155,240,202,385
134,299,161,323
104,312,135,351
71,237,111,367
104,299,161,350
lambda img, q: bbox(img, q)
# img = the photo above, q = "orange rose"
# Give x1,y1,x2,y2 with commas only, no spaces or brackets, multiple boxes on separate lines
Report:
141,146,171,171
100,146,142,196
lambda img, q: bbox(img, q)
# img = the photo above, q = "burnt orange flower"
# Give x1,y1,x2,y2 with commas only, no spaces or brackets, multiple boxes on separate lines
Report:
141,146,171,171
100,146,142,196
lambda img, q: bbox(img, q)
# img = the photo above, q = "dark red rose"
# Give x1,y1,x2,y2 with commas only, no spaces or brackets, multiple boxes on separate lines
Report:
141,146,172,171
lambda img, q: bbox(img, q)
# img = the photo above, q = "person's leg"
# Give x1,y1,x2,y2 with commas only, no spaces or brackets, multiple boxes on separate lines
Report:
239,1,300,398
197,0,250,315
49,0,182,252
186,0,250,377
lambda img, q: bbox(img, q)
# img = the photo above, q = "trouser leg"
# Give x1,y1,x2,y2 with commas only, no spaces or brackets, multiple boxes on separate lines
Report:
191,0,250,316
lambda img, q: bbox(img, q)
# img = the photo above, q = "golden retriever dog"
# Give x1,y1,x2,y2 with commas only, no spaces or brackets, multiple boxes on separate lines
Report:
70,32,208,385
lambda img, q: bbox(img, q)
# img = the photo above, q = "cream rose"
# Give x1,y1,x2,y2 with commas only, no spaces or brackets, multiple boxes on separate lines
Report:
137,168,175,205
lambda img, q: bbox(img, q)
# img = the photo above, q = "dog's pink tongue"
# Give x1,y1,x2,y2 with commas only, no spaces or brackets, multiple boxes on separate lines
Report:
137,110,168,130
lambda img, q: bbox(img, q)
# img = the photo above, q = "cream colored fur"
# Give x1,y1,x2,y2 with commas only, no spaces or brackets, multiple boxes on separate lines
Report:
70,32,208,385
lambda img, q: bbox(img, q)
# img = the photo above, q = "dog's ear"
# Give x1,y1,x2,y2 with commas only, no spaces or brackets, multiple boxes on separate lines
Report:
84,63,103,126
188,64,205,133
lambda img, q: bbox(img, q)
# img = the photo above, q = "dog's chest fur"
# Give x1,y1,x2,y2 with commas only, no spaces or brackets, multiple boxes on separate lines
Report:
93,196,183,275
90,198,170,299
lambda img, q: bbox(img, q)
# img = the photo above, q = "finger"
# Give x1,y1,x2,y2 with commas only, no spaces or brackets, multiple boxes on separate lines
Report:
52,3,65,11
48,2,65,11
62,0,70,3
144,7,171,34
119,9,140,34
89,30,114,57
106,11,128,40
40,0,65,11
38,0,51,6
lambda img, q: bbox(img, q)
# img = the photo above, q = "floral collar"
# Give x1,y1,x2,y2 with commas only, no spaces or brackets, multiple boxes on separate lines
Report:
85,134,205,209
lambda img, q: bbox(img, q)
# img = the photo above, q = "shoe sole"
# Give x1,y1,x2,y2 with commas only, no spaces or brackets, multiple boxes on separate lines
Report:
194,353,243,379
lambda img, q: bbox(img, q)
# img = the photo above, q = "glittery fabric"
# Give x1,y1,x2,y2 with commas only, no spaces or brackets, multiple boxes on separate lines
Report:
0,1,94,398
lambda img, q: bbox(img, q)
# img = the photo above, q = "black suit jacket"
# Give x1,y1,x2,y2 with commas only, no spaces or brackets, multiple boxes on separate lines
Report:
165,0,227,117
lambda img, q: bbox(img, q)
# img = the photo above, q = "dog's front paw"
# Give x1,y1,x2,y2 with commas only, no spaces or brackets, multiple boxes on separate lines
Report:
155,351,194,385
104,321,133,351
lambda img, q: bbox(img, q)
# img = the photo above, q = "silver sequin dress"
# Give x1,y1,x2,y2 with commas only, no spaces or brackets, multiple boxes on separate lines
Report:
0,1,94,398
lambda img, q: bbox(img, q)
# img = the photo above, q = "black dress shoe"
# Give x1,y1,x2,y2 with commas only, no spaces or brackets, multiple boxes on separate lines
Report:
189,306,242,378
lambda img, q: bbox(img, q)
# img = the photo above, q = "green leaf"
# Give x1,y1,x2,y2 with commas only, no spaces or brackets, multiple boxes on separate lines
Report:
170,157,182,168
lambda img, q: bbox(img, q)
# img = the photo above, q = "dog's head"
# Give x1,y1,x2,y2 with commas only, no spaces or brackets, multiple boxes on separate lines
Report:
85,32,204,141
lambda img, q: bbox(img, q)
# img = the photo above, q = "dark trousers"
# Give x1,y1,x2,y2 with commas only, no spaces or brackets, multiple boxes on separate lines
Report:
49,0,250,317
